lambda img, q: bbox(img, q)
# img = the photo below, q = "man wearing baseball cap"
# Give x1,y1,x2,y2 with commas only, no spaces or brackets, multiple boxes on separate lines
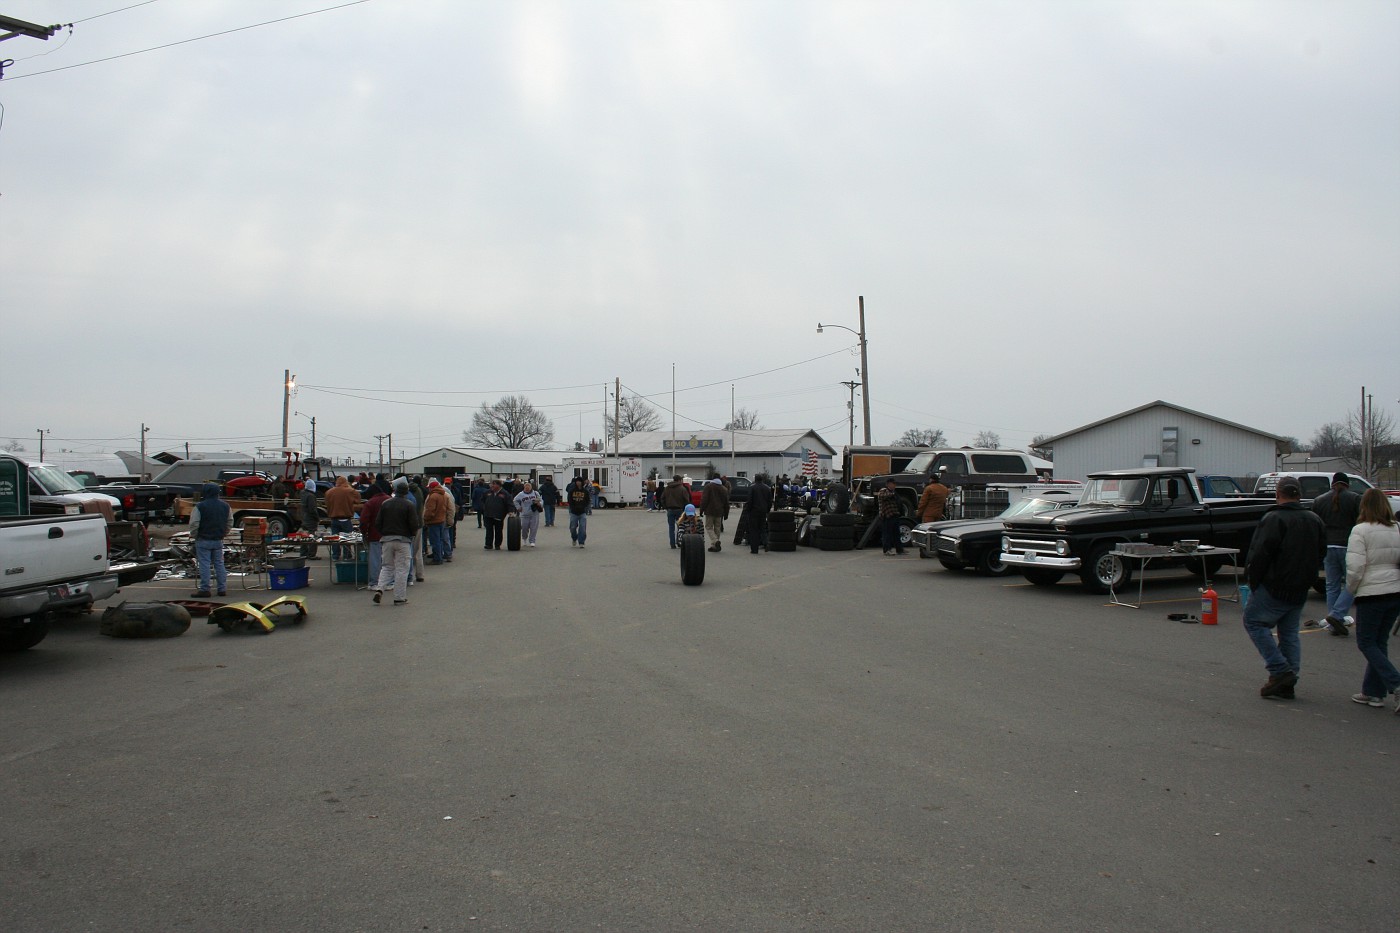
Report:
1310,472,1362,636
1243,475,1327,699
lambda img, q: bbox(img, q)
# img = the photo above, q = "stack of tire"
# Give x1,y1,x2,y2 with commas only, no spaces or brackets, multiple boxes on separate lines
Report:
766,510,798,552
812,512,856,551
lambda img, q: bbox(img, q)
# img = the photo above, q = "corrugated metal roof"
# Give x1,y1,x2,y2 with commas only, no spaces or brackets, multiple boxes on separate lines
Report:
617,429,837,455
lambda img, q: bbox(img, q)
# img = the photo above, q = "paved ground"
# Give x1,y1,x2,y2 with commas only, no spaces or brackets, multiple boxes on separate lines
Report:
2,509,1395,931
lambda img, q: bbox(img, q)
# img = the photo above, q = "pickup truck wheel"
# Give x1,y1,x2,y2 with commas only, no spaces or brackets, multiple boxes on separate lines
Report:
0,617,49,651
975,548,1012,577
1082,543,1131,594
895,517,916,548
1022,568,1065,587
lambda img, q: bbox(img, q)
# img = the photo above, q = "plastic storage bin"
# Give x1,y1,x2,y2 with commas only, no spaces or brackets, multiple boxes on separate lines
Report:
269,567,310,590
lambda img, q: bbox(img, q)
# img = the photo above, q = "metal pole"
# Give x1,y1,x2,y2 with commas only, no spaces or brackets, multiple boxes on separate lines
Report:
731,384,736,475
614,377,622,478
310,417,317,461
671,363,676,478
37,428,45,461
388,433,393,474
140,423,149,481
282,370,292,448
858,296,871,445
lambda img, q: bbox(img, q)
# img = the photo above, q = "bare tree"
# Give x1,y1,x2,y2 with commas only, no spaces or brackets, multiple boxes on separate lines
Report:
892,428,946,447
463,395,555,449
724,408,762,431
1029,434,1054,460
0,439,24,453
973,430,1002,449
1308,423,1350,457
605,395,663,438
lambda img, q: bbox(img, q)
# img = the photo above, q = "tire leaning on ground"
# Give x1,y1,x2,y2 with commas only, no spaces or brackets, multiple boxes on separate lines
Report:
680,533,706,585
506,515,522,551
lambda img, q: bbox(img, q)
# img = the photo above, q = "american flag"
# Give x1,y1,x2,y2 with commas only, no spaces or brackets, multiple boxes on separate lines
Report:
801,448,819,477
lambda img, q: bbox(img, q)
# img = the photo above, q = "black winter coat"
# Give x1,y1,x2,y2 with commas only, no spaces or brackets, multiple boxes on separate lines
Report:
1247,502,1326,604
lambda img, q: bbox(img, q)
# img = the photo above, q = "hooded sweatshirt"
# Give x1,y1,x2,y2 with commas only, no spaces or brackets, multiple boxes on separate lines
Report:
190,483,231,540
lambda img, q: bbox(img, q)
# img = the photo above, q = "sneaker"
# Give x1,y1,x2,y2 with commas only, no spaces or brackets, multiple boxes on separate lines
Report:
1324,615,1349,637
1260,670,1298,697
883,550,893,556
372,590,382,604
529,542,536,547
1303,619,1324,629
579,542,585,548
1351,693,1383,707
393,598,408,605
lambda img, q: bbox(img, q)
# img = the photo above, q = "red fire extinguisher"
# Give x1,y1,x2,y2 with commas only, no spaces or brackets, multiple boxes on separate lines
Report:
1200,586,1219,625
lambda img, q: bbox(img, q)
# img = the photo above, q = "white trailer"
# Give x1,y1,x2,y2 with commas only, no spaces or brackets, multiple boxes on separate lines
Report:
561,456,644,508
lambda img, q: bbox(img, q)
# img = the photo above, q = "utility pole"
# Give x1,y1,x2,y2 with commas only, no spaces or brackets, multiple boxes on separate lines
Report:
282,370,296,448
387,433,394,474
140,423,150,481
841,377,861,465
36,428,48,461
374,434,389,472
0,15,61,80
857,296,871,446
613,377,621,462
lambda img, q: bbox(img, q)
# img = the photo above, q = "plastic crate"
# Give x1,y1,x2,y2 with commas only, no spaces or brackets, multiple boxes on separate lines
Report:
333,560,368,584
269,567,310,590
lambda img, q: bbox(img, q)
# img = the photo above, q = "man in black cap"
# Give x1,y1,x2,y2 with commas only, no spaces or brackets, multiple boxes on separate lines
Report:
1310,471,1361,636
1243,475,1327,699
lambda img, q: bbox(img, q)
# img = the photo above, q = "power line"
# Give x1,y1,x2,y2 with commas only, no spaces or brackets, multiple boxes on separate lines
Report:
71,1,163,26
3,0,374,81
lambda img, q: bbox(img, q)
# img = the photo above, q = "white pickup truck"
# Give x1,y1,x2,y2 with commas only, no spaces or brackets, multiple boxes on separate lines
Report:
1,455,119,650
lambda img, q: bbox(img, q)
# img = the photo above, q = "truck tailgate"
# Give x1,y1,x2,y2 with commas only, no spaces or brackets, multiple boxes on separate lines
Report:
0,514,110,592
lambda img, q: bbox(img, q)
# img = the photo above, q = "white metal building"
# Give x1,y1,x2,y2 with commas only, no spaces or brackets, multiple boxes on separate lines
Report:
398,446,569,481
1038,400,1284,484
617,429,838,481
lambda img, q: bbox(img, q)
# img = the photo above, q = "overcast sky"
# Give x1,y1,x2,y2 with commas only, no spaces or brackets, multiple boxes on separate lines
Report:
1,0,1396,464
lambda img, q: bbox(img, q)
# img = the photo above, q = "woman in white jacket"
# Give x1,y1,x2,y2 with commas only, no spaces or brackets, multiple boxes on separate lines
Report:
1344,488,1400,711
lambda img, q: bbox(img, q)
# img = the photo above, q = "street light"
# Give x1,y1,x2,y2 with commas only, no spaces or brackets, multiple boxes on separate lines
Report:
817,295,871,445
281,370,297,448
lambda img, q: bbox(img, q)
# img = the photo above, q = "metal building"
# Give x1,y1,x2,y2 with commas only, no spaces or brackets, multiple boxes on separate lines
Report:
617,429,837,482
1037,400,1285,485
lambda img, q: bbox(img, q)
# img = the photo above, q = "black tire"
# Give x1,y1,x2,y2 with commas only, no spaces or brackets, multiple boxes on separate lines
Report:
768,513,796,528
975,548,1012,577
769,541,796,552
597,497,608,509
938,557,965,572
768,530,797,543
1023,568,1065,587
506,515,522,551
0,617,48,651
1081,542,1131,593
824,483,851,514
680,533,706,585
821,512,856,527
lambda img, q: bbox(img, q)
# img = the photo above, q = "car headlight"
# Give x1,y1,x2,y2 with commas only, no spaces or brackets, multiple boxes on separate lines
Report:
1001,535,1010,552
1055,539,1069,556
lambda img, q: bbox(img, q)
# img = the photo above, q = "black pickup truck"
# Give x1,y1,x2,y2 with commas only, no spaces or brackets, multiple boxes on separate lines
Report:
999,467,1276,593
856,449,1044,518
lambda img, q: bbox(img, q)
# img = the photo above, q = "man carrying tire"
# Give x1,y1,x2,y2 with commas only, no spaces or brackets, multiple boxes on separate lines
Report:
700,475,730,553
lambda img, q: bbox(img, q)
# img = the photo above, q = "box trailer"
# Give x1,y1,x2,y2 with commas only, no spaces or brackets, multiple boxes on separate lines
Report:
560,456,644,508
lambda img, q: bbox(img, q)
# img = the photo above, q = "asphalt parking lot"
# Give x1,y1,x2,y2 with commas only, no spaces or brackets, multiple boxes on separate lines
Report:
2,509,1395,932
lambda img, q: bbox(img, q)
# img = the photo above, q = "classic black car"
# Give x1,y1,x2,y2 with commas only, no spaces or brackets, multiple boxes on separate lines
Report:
911,494,1079,576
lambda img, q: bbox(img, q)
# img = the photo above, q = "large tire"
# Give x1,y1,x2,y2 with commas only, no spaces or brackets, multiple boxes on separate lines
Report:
1023,568,1065,587
0,617,48,651
975,548,1012,577
894,517,916,549
506,515,522,551
824,483,851,514
768,512,796,528
821,512,856,528
1081,542,1131,594
768,529,797,543
680,533,706,585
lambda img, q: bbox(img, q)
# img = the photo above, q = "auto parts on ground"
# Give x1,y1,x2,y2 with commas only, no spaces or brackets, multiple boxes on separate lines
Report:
208,595,307,634
100,601,192,638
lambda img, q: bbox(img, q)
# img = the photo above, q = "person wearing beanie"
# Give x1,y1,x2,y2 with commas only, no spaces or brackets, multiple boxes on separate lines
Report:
373,478,420,605
1311,472,1362,636
188,482,231,598
1244,475,1327,700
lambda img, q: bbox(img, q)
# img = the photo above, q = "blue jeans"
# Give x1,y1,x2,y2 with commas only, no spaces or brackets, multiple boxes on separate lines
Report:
426,524,447,563
543,501,556,526
1355,593,1400,698
667,508,683,547
195,538,226,593
569,512,587,545
881,515,905,553
1242,585,1304,676
1323,547,1355,619
367,540,382,585
329,517,353,559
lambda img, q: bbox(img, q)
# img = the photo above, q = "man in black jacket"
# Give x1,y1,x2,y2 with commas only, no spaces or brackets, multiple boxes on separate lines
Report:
481,480,514,550
373,478,421,605
1311,472,1361,636
747,475,773,555
1243,475,1327,699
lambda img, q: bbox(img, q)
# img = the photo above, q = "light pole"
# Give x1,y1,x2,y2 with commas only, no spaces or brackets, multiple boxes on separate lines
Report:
817,295,871,445
140,423,150,481
294,411,317,460
281,370,297,448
